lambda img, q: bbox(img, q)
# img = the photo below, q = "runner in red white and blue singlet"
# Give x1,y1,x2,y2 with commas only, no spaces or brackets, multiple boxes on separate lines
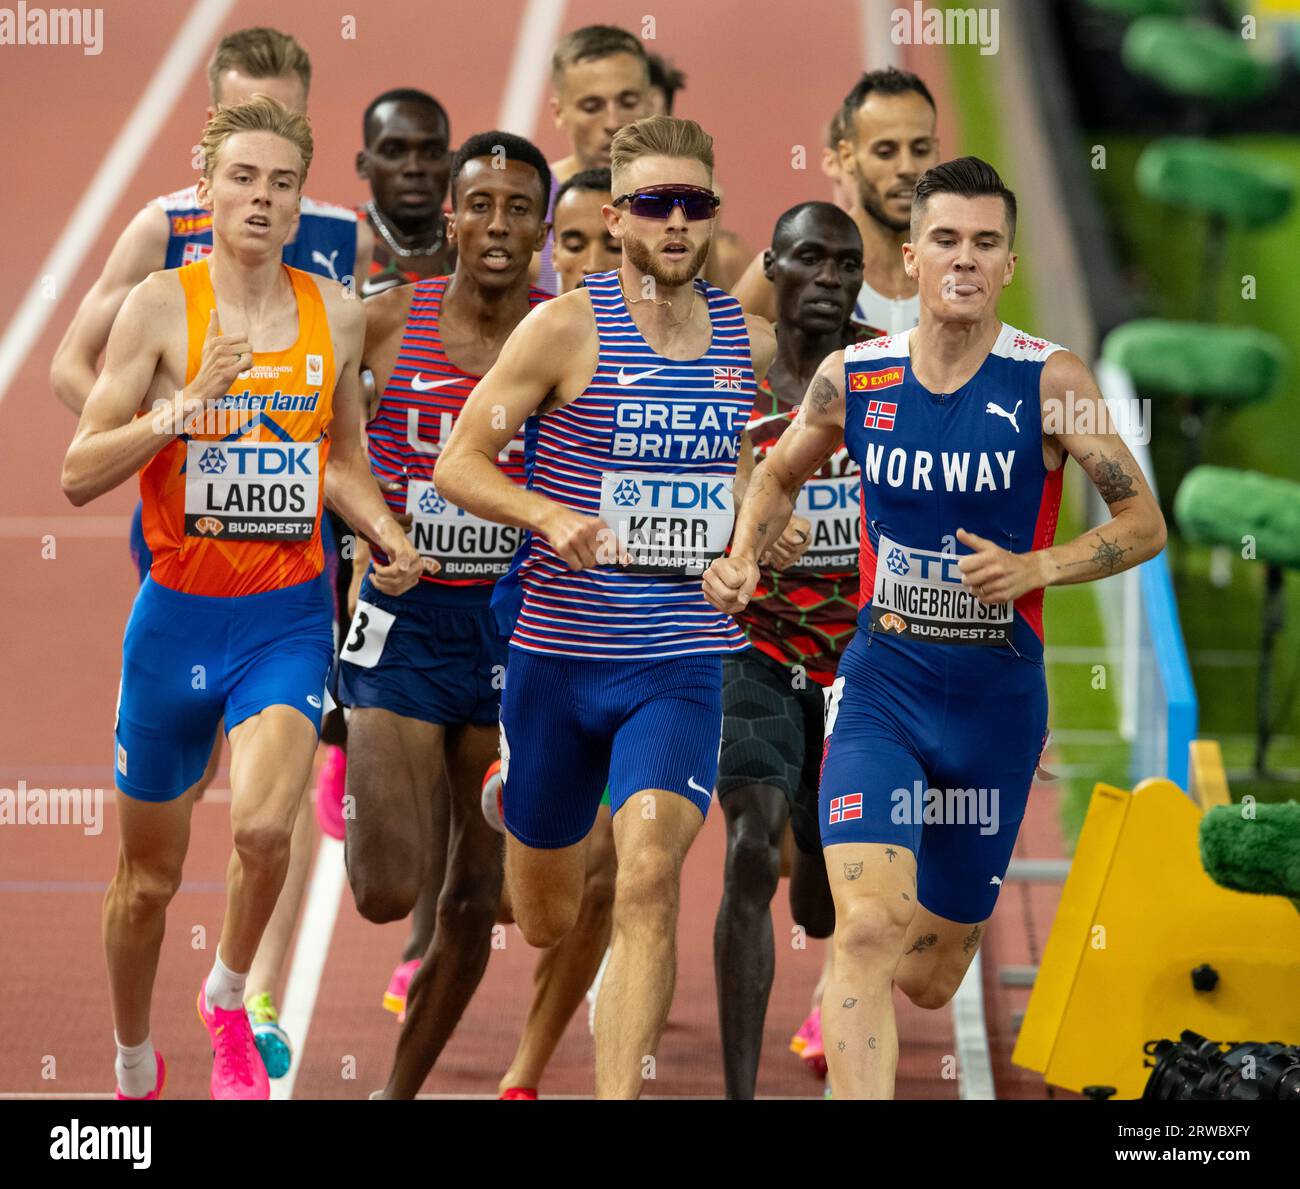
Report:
499,268,756,847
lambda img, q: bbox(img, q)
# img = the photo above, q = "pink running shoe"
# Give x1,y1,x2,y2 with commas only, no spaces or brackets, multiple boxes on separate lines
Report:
315,745,347,840
790,1008,827,1078
383,958,421,1022
498,1086,538,1100
196,986,270,1100
115,1052,166,1100
480,759,504,834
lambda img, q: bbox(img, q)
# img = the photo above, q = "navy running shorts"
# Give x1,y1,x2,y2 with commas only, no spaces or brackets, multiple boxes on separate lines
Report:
499,647,723,848
818,630,1048,924
334,572,507,728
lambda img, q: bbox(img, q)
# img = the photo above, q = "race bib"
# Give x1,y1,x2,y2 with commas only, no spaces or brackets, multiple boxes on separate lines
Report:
405,480,523,579
792,475,860,572
598,470,734,575
185,441,318,541
869,533,1012,646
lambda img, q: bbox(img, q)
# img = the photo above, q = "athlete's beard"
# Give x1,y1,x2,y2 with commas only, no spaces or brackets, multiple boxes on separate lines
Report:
622,228,711,288
858,180,911,235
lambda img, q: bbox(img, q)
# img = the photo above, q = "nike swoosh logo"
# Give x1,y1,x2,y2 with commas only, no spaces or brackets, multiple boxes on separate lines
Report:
687,776,710,797
617,367,665,386
410,374,463,392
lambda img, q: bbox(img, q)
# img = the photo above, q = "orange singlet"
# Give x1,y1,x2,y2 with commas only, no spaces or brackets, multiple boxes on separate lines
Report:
139,260,336,597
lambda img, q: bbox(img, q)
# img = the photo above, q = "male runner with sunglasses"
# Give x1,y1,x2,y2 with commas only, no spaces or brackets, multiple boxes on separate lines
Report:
437,116,775,1098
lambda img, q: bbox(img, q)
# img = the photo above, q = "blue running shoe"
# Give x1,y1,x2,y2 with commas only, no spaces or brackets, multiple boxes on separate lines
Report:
247,992,292,1079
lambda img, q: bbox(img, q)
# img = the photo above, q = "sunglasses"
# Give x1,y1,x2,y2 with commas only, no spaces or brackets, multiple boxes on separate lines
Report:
612,185,720,221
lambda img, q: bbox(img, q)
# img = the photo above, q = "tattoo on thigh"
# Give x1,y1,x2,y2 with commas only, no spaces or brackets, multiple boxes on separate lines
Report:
905,932,938,955
868,1036,877,1050
842,997,858,1008
843,861,863,881
884,847,897,862
962,924,982,955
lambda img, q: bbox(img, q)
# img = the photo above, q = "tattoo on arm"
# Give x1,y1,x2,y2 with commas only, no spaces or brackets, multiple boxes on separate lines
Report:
836,1040,846,1052
809,374,837,415
962,925,982,955
905,932,939,955
1062,532,1130,576
1092,453,1137,505
755,521,769,541
842,997,858,1008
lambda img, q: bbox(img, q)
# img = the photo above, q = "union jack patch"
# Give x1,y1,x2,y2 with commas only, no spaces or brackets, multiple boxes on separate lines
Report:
713,366,745,390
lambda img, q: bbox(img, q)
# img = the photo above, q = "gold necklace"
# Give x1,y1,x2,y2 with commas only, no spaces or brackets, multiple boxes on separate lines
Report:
617,272,697,325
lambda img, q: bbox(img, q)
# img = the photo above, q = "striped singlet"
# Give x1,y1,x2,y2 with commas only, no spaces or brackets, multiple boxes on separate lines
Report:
512,269,755,660
365,276,551,586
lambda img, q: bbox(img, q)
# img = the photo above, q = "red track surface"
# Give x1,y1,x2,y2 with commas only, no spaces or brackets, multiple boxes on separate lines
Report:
0,0,1064,1098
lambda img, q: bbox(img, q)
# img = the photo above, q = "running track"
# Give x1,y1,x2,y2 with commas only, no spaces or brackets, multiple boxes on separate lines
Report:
0,0,1069,1098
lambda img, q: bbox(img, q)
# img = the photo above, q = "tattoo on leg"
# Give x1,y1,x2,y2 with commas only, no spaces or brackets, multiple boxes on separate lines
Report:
809,375,837,414
962,924,982,955
842,997,858,1008
905,932,939,955
843,862,862,881
1093,454,1137,505
901,891,910,901
868,1036,877,1050
836,1040,846,1052
884,847,897,862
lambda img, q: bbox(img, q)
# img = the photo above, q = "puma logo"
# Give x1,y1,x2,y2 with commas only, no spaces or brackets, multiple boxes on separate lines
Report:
985,399,1022,433
311,248,341,280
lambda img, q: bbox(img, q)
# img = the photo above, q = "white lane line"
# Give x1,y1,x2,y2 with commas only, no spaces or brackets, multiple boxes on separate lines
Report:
271,836,347,1100
953,949,996,1100
496,0,568,135
0,0,236,410
0,516,129,538
861,0,903,70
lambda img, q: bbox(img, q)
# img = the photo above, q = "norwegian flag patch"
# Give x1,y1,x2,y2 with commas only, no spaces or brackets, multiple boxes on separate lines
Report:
828,793,863,824
863,400,897,431
713,366,745,390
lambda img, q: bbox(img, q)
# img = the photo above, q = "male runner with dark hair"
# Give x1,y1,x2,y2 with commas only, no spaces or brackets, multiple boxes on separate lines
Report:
438,115,775,1098
356,88,454,297
707,156,1166,1099
714,200,863,1098
335,131,552,1099
735,67,937,336
61,97,423,1101
646,52,687,116
533,24,652,294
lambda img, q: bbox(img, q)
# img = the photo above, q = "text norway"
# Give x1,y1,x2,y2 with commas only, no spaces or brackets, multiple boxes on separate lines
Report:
864,444,1015,491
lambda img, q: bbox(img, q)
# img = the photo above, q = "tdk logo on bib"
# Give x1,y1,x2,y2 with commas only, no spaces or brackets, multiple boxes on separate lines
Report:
610,477,728,510
194,445,315,475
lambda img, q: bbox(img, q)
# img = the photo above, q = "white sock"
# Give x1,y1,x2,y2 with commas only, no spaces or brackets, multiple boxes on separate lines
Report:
204,952,248,1013
115,1034,156,1098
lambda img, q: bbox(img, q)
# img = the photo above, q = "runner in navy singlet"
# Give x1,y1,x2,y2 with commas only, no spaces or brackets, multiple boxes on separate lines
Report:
436,117,776,1098
707,158,1166,1099
336,133,551,1100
